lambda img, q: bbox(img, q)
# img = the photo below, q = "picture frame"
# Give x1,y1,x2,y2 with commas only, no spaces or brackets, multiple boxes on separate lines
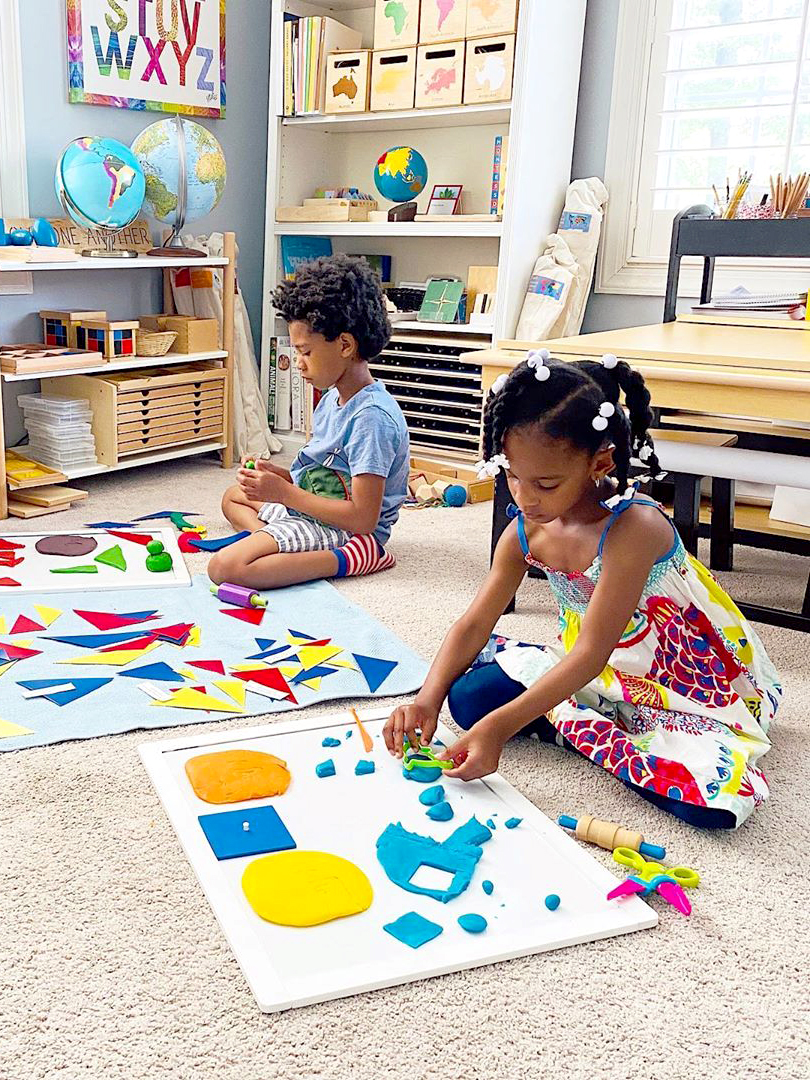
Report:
427,184,463,215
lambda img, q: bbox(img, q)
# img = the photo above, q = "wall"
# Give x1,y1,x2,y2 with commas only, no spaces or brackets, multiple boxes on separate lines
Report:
1,0,270,444
572,0,667,333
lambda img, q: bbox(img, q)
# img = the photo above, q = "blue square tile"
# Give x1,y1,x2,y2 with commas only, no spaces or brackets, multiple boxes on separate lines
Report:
198,804,296,861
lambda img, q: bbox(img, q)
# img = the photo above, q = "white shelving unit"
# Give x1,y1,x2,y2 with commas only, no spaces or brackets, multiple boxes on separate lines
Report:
0,243,236,518
259,0,586,457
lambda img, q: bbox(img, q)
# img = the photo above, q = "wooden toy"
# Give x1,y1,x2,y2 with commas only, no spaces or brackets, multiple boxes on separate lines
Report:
606,847,699,916
210,582,268,609
464,34,515,105
374,0,419,48
162,316,220,354
75,319,139,360
276,199,378,223
39,310,106,348
0,344,99,377
466,0,518,38
416,42,465,108
370,47,417,111
419,0,466,43
558,814,666,860
325,51,371,114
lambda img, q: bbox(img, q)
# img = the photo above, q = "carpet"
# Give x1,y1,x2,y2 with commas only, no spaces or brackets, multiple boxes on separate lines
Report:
0,457,807,1080
0,574,428,751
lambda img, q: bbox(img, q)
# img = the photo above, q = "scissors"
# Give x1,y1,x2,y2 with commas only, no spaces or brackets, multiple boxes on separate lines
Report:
606,846,700,916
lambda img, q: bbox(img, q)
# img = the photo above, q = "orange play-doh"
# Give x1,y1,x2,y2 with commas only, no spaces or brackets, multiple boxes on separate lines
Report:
185,749,291,804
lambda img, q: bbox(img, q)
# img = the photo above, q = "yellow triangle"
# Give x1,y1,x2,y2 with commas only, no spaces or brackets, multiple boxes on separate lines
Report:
0,617,6,635
299,676,322,691
278,663,303,679
33,605,62,628
230,661,270,672
213,679,247,706
0,662,16,678
14,638,34,648
178,668,197,679
0,718,34,738
59,643,159,666
186,626,201,647
287,632,328,647
151,687,243,714
322,657,358,671
297,644,344,671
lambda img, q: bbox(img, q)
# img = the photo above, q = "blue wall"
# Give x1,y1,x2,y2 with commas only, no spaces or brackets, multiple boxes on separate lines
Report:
1,0,270,443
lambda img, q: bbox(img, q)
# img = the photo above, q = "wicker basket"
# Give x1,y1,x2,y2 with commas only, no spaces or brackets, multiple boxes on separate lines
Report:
137,330,177,357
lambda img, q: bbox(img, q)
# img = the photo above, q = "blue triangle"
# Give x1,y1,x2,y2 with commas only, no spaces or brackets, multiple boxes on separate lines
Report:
291,665,340,685
288,628,317,641
353,654,398,694
246,644,292,661
117,662,186,683
84,521,136,529
255,638,276,651
44,629,150,649
18,678,113,706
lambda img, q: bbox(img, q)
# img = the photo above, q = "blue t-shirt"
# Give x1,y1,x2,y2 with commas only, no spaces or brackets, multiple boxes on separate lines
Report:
290,381,410,546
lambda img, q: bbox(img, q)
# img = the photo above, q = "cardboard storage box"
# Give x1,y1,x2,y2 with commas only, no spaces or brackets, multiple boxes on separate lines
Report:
325,50,371,113
370,47,417,111
466,0,518,38
419,0,466,43
374,0,419,48
416,41,464,108
464,34,515,104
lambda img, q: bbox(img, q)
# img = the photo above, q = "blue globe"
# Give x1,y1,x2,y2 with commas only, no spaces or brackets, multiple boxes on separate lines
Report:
55,137,145,231
373,146,428,204
131,118,227,229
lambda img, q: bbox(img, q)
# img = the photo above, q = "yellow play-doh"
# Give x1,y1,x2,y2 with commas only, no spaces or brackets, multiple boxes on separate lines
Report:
242,851,373,927
185,749,291,804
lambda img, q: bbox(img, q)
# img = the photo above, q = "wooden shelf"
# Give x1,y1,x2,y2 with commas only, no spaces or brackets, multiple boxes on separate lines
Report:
282,103,512,134
59,439,227,480
392,321,492,336
273,220,503,238
0,254,229,274
1,351,228,383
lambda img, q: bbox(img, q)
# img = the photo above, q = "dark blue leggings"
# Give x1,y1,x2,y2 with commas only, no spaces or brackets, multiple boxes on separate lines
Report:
448,661,736,830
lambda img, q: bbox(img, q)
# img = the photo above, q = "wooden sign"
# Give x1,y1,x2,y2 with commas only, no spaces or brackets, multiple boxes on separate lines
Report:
3,218,153,254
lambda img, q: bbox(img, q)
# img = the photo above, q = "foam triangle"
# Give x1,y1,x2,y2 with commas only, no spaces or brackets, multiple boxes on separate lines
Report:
291,664,340,684
33,605,62,628
100,634,159,652
232,666,297,703
17,677,112,706
0,718,34,738
153,622,195,644
0,618,5,636
0,661,17,678
10,615,45,635
0,642,41,660
117,662,185,682
353,653,398,693
255,638,276,652
297,644,344,671
188,659,227,675
151,687,243,714
46,629,149,649
94,545,127,572
287,628,318,642
212,679,247,705
298,677,323,691
58,644,159,666
221,607,265,626
187,626,201,647
106,530,153,546
74,609,159,631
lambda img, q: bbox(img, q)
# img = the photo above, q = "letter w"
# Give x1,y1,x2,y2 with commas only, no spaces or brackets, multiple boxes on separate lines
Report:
91,27,138,79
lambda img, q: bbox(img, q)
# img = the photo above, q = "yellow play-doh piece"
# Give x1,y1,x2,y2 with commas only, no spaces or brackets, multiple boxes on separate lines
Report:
185,748,291,804
242,851,373,927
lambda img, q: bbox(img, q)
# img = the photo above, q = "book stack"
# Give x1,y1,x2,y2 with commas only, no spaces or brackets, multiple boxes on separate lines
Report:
283,15,362,116
490,135,508,217
267,337,307,435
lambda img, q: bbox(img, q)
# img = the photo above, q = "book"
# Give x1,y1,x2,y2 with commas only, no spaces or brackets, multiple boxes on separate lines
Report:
280,236,333,280
349,253,393,283
290,359,305,433
283,16,295,116
267,337,277,426
491,135,509,216
282,14,361,115
274,336,293,431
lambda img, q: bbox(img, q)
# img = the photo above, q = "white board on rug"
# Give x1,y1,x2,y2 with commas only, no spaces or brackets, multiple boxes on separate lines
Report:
139,708,658,1013
0,528,190,594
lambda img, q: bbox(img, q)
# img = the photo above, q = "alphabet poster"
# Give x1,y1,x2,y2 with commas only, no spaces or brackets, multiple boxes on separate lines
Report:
67,0,226,119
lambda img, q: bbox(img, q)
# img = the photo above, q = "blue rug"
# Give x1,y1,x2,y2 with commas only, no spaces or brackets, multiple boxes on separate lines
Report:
0,575,428,751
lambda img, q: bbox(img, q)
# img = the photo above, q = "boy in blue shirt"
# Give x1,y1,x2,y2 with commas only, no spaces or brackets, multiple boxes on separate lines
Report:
211,255,410,589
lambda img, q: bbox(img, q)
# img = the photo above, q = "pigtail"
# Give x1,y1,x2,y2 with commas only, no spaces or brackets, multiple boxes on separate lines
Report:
610,362,662,482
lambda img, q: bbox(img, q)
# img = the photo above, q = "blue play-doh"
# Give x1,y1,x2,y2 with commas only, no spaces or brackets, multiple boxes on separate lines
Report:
322,736,341,748
504,817,522,829
449,817,492,848
355,759,375,775
486,818,497,830
376,818,490,903
384,911,443,949
419,785,445,806
458,913,487,934
426,801,453,822
315,759,336,778
545,894,561,911
403,763,443,784
482,880,494,895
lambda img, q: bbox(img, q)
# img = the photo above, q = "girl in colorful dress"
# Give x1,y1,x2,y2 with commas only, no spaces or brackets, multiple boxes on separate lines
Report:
384,351,779,828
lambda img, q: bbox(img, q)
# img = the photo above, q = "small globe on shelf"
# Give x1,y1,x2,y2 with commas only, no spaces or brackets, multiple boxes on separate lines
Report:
55,136,146,258
131,116,227,258
373,146,428,222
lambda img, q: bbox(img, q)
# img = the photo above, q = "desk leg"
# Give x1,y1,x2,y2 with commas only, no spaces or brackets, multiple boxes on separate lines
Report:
802,573,810,618
673,473,701,555
710,478,734,572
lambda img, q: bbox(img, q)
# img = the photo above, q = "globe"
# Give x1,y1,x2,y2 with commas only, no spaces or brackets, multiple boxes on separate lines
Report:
373,146,428,204
131,117,227,240
55,136,146,232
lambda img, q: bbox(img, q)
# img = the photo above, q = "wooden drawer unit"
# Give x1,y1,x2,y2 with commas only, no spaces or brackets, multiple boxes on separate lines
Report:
43,363,227,466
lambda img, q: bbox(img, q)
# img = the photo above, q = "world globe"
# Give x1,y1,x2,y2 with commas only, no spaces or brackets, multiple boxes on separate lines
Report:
373,146,428,204
55,136,146,233
131,117,227,246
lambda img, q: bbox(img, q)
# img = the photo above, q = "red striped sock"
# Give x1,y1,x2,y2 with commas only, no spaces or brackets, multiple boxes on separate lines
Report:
333,535,396,577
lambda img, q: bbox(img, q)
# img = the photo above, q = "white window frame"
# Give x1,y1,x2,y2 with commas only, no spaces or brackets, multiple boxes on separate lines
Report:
596,0,810,298
0,0,28,219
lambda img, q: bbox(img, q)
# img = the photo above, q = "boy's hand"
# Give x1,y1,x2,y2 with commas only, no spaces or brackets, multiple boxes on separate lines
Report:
438,719,505,781
238,460,292,505
384,701,439,757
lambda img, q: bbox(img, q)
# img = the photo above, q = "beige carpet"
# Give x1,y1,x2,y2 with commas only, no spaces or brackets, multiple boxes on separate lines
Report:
1,457,808,1080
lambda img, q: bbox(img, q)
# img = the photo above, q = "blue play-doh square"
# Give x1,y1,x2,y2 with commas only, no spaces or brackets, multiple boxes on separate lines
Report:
198,804,296,861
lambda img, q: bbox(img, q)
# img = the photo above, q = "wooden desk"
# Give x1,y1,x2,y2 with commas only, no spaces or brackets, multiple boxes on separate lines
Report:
468,320,810,631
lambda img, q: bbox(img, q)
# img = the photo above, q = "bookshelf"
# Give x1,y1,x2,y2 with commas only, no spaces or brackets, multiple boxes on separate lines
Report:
260,0,587,460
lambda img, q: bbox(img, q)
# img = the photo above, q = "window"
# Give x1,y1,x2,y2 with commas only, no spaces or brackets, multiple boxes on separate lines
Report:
0,0,28,219
598,0,810,295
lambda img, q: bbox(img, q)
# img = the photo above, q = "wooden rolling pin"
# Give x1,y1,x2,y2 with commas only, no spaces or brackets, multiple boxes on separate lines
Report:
558,814,666,859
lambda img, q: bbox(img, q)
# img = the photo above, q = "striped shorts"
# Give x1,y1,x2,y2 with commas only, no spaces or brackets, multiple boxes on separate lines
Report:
258,502,351,553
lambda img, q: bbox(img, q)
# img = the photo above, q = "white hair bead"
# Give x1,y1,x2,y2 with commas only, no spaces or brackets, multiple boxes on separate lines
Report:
490,373,509,396
601,353,618,369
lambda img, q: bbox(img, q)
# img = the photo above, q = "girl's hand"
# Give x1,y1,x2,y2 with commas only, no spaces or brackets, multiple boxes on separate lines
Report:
439,719,505,781
238,460,292,505
383,701,439,757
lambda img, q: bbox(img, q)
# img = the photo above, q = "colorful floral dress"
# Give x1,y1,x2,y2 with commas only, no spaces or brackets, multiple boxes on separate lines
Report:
492,489,780,827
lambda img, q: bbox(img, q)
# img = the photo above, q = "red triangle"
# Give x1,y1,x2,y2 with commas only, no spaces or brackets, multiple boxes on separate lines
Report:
0,578,21,587
152,622,195,644
0,539,24,551
188,659,227,675
75,610,161,631
0,641,42,660
232,666,297,703
107,530,153,546
10,615,44,635
100,634,159,652
221,607,265,626
192,685,207,693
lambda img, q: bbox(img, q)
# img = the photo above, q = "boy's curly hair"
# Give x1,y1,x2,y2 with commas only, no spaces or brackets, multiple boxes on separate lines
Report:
271,254,392,360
